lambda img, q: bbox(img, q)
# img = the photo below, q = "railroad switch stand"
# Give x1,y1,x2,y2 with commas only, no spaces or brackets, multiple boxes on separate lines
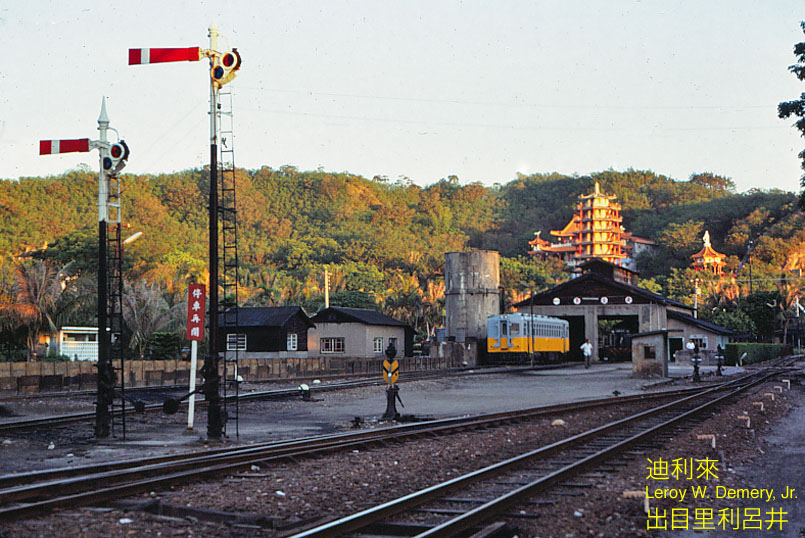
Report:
381,342,403,420
382,385,404,421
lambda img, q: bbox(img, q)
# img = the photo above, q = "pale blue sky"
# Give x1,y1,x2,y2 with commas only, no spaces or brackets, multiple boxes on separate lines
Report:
2,1,804,193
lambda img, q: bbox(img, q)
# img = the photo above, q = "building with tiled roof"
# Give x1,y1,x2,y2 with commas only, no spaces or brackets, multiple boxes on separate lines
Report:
691,231,726,274
529,182,650,269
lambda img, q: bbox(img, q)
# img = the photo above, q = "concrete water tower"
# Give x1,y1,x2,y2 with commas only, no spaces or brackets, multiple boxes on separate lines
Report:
444,250,500,342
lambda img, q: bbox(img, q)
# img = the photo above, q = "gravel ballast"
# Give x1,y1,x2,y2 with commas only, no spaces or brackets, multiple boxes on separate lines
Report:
2,376,802,538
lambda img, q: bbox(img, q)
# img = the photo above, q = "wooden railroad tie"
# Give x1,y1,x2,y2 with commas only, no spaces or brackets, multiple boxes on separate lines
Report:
737,415,751,428
764,392,775,401
696,434,716,449
623,490,650,514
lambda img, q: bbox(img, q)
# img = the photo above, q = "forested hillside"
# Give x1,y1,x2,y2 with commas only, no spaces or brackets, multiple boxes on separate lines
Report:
1,165,803,358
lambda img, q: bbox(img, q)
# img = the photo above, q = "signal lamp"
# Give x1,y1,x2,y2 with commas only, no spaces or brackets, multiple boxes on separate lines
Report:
106,140,130,175
211,49,242,87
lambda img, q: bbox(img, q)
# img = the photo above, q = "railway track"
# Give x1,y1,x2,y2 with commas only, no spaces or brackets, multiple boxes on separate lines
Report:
0,364,573,433
0,379,732,522
290,365,794,537
0,363,567,403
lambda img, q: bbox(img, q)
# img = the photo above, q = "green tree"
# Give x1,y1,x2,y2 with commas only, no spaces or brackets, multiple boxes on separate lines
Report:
0,260,76,360
328,290,378,309
689,172,735,195
778,21,805,207
738,290,782,342
122,280,178,358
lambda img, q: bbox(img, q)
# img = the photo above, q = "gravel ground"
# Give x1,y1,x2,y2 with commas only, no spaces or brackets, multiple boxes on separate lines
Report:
2,368,803,538
502,379,802,538
4,376,803,538
0,371,663,475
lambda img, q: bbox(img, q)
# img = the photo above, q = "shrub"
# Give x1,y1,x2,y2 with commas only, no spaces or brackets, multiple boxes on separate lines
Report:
723,343,789,365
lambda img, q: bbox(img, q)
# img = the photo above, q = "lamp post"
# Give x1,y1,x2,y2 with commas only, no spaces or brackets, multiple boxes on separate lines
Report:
117,230,142,438
691,278,700,319
520,281,534,367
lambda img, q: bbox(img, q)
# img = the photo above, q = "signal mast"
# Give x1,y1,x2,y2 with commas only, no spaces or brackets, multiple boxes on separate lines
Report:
129,26,242,439
40,98,130,438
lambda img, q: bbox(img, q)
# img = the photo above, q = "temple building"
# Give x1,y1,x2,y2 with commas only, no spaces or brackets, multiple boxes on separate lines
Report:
529,182,652,269
691,231,726,274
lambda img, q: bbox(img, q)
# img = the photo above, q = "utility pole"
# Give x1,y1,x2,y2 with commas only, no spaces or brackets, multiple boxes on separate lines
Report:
324,267,330,308
40,98,130,438
748,240,754,294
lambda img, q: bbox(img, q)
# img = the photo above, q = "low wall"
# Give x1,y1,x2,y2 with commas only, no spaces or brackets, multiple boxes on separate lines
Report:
0,354,464,394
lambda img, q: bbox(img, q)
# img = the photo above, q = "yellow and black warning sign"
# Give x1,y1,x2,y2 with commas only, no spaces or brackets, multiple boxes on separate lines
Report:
382,359,399,386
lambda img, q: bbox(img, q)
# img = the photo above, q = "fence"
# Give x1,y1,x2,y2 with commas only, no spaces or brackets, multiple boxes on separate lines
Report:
1,353,465,394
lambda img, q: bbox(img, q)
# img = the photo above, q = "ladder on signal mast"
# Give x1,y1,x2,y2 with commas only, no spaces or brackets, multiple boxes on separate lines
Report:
217,86,241,437
106,173,127,438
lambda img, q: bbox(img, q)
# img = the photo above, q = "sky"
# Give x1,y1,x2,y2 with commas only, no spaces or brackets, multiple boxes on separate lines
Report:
2,1,804,193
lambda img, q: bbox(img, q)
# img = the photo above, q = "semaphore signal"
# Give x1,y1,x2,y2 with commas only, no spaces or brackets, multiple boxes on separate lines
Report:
39,138,90,155
128,26,242,440
39,98,130,440
128,47,201,65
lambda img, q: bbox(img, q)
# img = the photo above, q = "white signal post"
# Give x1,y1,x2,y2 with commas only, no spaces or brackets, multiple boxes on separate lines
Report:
186,283,206,430
188,339,198,429
39,97,130,438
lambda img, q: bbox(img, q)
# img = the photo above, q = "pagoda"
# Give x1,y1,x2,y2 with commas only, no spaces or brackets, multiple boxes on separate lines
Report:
691,231,726,274
529,182,628,267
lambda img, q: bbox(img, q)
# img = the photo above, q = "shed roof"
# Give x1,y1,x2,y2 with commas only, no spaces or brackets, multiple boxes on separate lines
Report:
666,310,736,336
310,307,410,328
219,306,315,329
512,271,692,311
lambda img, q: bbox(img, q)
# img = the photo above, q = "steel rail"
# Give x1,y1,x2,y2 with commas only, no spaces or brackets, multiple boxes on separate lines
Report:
288,369,783,538
0,363,558,403
0,362,789,523
0,382,731,520
0,382,723,491
0,365,551,432
0,384,189,403
417,371,780,538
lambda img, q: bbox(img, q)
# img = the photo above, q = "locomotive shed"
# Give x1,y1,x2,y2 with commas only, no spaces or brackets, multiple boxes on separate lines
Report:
512,260,735,376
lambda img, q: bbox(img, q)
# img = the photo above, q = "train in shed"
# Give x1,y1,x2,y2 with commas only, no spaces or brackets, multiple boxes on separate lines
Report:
487,313,569,363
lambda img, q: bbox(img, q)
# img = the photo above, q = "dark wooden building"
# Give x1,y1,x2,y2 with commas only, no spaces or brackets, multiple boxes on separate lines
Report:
218,307,315,359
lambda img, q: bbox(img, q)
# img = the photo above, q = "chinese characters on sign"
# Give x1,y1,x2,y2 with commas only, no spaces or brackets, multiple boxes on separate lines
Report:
186,283,206,341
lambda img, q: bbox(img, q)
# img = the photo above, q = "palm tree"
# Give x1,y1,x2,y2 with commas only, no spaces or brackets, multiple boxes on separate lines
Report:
0,259,74,360
122,280,178,358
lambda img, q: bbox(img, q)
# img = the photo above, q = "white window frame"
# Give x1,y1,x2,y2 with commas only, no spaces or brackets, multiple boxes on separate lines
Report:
226,333,246,351
287,332,298,351
690,335,708,350
321,337,345,354
373,337,384,353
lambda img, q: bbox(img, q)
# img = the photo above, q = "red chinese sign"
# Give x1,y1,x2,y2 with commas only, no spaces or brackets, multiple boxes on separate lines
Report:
186,283,206,341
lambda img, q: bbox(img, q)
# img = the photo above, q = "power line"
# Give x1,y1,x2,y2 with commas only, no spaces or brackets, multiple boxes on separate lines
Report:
236,86,772,112
236,104,787,133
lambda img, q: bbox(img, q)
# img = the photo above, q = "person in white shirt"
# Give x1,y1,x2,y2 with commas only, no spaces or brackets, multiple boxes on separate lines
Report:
580,339,593,369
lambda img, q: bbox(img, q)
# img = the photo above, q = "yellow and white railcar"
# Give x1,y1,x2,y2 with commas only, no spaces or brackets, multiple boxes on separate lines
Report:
487,313,569,361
